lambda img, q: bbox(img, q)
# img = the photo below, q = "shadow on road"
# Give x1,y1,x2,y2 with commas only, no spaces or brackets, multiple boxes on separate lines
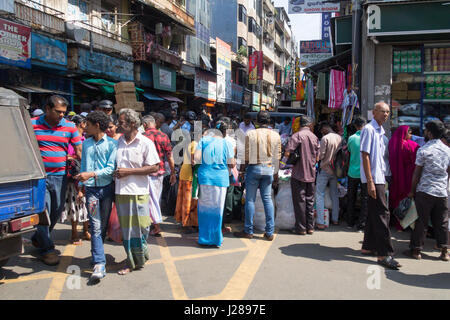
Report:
384,270,450,290
279,243,375,266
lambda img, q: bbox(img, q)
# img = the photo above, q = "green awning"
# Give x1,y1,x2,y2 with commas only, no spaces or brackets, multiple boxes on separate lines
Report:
82,79,144,95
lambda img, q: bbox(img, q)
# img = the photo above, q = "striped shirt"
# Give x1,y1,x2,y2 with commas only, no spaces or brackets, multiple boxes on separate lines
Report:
32,115,82,175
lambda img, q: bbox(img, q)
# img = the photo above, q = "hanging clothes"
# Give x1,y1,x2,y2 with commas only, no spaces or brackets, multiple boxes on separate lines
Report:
307,77,315,122
328,69,346,109
341,89,359,127
316,72,327,100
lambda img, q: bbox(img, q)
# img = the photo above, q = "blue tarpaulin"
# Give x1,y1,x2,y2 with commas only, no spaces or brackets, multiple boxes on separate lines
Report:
143,92,164,101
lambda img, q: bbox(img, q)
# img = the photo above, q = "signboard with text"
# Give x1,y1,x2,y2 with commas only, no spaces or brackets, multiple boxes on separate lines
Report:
32,33,67,67
288,0,340,14
0,18,31,69
195,69,217,101
216,38,232,103
299,40,332,68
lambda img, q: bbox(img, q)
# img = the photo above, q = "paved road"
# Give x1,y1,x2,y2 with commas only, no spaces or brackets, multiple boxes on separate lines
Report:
0,217,449,300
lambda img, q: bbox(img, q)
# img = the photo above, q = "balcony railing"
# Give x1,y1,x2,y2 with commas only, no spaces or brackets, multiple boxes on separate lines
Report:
14,0,65,34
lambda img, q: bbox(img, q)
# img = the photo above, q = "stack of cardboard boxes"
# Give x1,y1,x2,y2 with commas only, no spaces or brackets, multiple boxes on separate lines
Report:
391,74,421,101
114,82,144,112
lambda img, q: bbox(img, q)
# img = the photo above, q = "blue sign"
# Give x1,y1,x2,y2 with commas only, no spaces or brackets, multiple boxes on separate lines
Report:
322,13,332,42
77,48,133,81
32,33,67,67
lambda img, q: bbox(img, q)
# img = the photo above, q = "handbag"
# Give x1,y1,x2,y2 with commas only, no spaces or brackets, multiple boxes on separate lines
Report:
393,197,412,221
286,148,300,165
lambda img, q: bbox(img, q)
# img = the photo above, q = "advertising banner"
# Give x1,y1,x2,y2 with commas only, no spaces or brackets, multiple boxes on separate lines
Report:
195,69,217,101
153,63,176,92
299,40,332,68
249,52,257,85
216,37,232,103
0,18,31,69
288,0,340,14
322,13,332,42
275,69,282,87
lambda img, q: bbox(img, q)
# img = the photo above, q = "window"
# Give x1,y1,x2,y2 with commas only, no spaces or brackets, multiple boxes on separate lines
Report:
68,0,89,22
238,37,247,50
239,5,247,25
248,18,260,37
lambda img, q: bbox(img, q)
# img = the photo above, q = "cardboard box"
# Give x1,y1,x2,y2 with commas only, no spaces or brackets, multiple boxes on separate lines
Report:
115,93,137,106
391,82,408,91
396,73,414,83
392,90,408,100
407,90,421,100
114,82,136,94
114,101,144,113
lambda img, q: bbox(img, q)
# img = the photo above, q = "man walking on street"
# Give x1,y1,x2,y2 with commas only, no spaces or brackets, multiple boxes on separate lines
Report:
31,95,82,265
316,122,342,229
360,102,401,270
143,115,176,236
234,111,281,241
346,117,368,232
407,120,449,261
75,111,118,282
239,113,256,135
284,116,319,235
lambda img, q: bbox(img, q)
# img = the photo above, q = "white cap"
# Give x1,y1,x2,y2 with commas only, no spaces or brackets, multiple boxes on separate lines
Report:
80,112,89,117
32,109,44,117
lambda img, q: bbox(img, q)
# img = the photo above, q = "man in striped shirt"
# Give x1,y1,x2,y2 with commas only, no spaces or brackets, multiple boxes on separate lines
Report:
31,95,82,266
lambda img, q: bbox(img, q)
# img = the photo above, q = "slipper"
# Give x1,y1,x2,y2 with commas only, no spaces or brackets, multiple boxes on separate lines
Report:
71,238,82,245
118,268,132,275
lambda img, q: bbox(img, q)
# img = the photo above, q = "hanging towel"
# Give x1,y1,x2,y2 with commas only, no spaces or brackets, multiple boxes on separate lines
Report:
341,89,359,127
328,69,346,109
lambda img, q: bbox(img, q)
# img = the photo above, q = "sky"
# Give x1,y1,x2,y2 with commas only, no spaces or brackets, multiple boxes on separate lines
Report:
272,0,322,46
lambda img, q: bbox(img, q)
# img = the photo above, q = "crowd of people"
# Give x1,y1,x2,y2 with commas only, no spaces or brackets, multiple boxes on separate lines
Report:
28,95,449,283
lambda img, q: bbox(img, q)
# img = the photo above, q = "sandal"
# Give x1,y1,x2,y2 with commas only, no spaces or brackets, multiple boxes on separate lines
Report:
82,231,91,241
118,267,132,275
377,256,402,270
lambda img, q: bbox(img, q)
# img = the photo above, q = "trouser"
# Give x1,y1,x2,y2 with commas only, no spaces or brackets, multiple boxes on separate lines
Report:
315,170,340,224
85,183,114,266
32,175,68,255
291,178,315,232
346,177,368,227
410,192,449,250
244,164,275,236
149,175,164,224
362,184,394,257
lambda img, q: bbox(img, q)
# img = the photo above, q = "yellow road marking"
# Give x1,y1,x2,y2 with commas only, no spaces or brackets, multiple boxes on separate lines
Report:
196,235,276,300
44,244,77,300
156,236,188,300
0,273,55,285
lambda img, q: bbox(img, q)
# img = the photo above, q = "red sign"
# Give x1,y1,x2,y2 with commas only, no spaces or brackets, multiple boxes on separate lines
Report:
0,18,31,69
249,52,257,84
276,70,282,87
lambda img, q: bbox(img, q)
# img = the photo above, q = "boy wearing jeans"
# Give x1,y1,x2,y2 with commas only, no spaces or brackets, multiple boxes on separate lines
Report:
76,111,118,282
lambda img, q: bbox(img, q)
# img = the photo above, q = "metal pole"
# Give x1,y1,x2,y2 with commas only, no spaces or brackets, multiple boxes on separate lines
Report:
352,0,362,100
259,0,263,109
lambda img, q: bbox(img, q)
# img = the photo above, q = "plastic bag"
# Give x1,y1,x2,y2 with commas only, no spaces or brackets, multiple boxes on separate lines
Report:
107,203,122,243
275,181,295,230
399,199,418,230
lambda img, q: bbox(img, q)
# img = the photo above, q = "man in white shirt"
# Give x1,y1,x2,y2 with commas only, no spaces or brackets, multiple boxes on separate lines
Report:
114,108,160,275
239,113,255,135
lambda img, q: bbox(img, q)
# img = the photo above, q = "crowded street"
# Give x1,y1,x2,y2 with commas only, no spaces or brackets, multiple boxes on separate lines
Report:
0,0,450,304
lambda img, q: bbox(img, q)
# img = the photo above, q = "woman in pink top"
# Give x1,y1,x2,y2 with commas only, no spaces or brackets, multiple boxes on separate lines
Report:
62,114,90,244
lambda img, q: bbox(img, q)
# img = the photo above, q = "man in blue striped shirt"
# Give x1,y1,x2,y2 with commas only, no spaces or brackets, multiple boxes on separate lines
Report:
75,111,117,283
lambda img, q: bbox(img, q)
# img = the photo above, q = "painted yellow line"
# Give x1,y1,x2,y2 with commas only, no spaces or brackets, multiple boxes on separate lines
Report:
45,244,77,300
196,234,276,300
156,236,188,300
170,247,249,262
0,273,55,285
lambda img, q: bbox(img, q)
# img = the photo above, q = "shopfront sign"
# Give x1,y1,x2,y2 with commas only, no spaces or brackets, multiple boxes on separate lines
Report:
243,90,252,107
275,70,282,87
252,91,260,106
0,18,31,69
31,33,67,67
72,47,133,81
367,1,450,36
288,0,340,14
216,37,232,103
195,69,216,101
299,40,332,68
231,83,243,105
153,63,176,92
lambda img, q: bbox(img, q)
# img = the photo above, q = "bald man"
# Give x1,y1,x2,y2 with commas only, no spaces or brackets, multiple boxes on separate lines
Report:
360,102,402,270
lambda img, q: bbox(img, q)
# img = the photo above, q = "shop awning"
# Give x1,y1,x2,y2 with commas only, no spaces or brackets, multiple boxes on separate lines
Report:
303,49,352,74
6,85,73,96
82,79,144,95
158,94,183,103
143,92,165,101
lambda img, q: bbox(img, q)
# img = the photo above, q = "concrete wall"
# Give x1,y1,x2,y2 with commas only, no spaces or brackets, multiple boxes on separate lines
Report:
361,9,392,135
210,0,238,51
